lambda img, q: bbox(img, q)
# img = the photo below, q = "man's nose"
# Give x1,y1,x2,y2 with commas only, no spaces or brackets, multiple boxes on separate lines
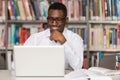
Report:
52,20,58,26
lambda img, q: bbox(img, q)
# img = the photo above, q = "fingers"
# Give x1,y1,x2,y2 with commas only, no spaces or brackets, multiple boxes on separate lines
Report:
50,30,60,41
50,30,66,44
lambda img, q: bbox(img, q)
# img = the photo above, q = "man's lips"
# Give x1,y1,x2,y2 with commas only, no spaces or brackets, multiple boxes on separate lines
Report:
51,27,59,30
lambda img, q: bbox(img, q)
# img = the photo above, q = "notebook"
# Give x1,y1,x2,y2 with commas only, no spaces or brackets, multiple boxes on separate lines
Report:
13,46,65,77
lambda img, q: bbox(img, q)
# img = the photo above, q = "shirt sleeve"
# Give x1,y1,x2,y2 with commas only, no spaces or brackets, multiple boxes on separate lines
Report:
63,34,84,70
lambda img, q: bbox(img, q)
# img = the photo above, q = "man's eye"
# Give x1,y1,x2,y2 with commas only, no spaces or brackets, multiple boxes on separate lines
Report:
49,18,53,20
56,18,62,21
48,18,54,21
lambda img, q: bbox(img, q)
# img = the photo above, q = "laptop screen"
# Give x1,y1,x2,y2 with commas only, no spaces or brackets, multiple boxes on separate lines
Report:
14,46,65,77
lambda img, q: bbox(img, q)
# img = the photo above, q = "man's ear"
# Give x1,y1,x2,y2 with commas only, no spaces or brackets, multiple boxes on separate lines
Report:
65,17,69,23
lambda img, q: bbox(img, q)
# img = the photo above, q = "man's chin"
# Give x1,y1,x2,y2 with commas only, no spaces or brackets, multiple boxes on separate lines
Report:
51,28,59,31
50,29,63,33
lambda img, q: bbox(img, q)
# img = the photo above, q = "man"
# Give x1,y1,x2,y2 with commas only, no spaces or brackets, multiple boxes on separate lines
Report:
24,2,84,70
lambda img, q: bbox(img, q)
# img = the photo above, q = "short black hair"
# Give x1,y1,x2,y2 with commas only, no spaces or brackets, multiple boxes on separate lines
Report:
48,2,67,17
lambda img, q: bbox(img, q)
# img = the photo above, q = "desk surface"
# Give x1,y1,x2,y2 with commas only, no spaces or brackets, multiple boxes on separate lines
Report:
0,70,67,80
1,70,120,80
0,70,15,80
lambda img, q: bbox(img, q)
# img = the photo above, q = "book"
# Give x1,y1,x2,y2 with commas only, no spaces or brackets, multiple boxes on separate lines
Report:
28,0,36,20
88,67,120,76
13,0,20,20
11,0,17,20
65,67,120,80
111,0,117,20
22,0,32,20
0,0,2,20
93,0,99,20
2,0,5,20
105,0,112,20
33,0,41,20
116,56,120,70
82,0,87,20
89,0,94,20
82,55,87,69
0,24,5,47
17,0,26,20
39,0,49,20
8,0,14,20
101,0,105,20
116,0,120,20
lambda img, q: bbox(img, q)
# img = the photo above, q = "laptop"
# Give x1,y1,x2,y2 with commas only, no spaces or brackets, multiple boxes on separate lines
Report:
13,46,65,77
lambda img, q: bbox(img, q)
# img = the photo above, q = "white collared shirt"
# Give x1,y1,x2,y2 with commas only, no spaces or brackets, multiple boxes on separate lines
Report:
24,28,84,70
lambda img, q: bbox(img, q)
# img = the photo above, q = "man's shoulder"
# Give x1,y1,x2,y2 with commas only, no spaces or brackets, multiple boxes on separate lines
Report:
66,29,83,40
33,29,50,37
38,29,49,34
66,29,80,37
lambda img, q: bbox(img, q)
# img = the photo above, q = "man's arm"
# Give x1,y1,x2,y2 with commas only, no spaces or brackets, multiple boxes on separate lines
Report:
50,30,84,70
63,34,84,70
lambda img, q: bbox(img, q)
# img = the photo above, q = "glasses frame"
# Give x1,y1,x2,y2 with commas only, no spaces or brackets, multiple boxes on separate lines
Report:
47,17,66,23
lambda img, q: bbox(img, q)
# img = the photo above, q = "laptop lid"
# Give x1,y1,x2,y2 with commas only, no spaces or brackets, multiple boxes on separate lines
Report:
13,46,64,77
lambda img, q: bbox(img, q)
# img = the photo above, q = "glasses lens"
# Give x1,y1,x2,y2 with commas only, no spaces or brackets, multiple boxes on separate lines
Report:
47,17,66,23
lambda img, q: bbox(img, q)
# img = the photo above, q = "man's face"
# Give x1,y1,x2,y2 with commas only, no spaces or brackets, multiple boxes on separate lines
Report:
47,9,68,33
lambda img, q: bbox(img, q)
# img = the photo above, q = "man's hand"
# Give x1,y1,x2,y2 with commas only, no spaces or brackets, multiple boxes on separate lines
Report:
50,30,66,44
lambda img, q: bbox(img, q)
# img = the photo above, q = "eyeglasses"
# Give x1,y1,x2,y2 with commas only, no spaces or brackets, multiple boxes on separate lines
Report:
47,17,66,23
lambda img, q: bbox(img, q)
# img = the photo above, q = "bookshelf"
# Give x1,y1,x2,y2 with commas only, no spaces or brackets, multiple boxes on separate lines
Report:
0,0,89,70
1,0,120,70
88,0,120,69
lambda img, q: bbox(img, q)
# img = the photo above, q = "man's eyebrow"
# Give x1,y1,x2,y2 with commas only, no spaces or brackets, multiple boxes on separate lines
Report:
48,17,65,18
